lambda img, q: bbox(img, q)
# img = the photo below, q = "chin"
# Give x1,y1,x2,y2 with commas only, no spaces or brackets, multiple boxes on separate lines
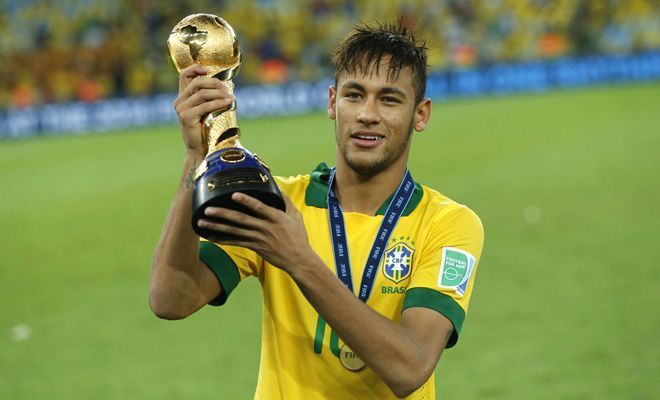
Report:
345,155,390,177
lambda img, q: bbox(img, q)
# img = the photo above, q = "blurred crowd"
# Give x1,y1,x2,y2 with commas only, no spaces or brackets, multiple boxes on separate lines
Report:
1,0,659,109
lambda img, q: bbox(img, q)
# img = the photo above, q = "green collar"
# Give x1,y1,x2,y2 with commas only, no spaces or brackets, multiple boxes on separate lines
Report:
304,163,423,216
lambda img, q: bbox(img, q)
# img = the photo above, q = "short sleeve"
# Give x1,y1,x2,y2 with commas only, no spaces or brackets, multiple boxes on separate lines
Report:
402,205,484,347
199,239,263,306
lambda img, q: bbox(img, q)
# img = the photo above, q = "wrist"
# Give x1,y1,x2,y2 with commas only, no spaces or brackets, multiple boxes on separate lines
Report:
185,148,206,163
288,251,326,283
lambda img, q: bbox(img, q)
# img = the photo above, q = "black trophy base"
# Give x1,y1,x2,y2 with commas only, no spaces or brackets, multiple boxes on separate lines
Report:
191,167,285,240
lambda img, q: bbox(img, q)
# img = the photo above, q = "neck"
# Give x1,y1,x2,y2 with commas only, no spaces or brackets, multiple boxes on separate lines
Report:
333,163,407,215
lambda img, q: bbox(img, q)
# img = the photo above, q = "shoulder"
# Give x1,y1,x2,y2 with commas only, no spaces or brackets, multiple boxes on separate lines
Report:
274,173,310,190
273,162,331,208
416,184,484,237
274,173,311,206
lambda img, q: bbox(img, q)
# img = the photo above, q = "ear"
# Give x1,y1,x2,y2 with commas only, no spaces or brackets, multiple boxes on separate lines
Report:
327,85,337,120
413,98,431,132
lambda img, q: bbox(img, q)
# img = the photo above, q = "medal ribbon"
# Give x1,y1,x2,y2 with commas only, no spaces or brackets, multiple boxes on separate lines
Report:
327,167,415,302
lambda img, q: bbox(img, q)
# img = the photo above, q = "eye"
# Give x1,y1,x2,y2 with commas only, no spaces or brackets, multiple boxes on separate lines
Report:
345,91,362,100
381,96,401,104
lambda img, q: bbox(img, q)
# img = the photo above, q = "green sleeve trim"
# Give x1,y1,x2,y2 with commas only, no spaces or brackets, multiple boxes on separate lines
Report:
402,287,466,348
199,241,240,306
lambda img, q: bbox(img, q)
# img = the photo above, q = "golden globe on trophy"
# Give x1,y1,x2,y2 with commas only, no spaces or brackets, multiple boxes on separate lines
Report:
167,14,285,240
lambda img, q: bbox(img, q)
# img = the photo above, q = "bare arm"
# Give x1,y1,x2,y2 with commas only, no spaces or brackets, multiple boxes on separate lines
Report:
292,255,453,397
199,193,453,397
149,64,235,319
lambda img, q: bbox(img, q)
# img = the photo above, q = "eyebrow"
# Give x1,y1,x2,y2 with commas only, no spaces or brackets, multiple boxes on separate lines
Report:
341,82,407,99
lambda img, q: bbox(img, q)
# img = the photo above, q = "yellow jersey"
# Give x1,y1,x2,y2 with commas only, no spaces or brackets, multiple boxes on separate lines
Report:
199,163,484,399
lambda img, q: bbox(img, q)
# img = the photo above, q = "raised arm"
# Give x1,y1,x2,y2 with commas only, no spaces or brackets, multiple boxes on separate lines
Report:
149,64,235,320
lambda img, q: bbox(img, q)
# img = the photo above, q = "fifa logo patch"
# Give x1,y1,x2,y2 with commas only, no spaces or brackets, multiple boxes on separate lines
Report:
438,247,476,297
382,240,414,284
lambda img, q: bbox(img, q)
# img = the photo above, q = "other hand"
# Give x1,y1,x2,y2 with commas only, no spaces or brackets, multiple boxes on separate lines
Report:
173,64,235,156
198,193,315,273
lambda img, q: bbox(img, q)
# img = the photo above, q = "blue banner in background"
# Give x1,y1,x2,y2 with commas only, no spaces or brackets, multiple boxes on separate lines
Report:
2,52,659,139
425,51,660,98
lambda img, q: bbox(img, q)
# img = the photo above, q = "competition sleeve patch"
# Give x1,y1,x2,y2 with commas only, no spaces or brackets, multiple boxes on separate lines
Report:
199,241,240,306
437,247,476,297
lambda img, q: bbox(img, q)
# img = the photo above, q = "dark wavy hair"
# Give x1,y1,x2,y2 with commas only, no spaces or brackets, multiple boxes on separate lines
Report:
330,22,428,104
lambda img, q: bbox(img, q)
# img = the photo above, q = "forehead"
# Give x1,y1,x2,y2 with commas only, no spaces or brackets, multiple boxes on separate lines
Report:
336,57,415,93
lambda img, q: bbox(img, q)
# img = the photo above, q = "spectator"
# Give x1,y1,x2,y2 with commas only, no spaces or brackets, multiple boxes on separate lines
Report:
1,0,658,109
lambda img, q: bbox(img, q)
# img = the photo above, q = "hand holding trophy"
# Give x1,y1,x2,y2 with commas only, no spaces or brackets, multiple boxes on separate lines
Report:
167,14,285,240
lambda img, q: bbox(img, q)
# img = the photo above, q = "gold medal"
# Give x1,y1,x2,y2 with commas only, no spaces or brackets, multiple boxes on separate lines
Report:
339,344,365,371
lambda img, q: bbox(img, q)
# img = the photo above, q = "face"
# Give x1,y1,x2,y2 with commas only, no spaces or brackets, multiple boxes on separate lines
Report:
328,60,431,177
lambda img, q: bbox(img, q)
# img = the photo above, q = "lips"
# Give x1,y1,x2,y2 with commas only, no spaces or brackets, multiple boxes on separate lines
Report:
352,134,382,140
350,131,384,148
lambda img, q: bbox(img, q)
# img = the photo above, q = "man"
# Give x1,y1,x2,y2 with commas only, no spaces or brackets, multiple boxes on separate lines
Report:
150,22,483,399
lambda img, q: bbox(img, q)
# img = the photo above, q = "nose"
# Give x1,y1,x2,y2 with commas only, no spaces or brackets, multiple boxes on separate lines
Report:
356,98,380,126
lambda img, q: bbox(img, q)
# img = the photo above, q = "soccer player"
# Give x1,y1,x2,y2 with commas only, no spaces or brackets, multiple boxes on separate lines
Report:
150,22,483,399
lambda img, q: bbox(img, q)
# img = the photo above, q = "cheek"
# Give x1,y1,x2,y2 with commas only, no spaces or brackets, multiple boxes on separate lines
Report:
386,116,406,131
335,109,353,129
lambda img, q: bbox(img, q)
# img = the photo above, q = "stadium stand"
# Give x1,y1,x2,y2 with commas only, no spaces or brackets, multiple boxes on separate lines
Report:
1,0,659,110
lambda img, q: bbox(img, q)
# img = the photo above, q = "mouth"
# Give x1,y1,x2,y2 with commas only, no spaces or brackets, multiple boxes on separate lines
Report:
350,132,384,142
349,132,384,149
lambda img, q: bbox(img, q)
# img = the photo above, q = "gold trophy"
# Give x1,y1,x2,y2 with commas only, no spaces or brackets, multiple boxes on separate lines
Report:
167,14,285,239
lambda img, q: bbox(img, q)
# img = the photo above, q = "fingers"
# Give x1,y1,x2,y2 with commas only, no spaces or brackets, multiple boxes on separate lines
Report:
230,193,280,220
174,76,235,128
279,192,304,223
198,217,260,241
198,195,281,240
178,63,210,93
177,87,234,112
199,204,273,251
180,63,209,78
281,193,297,215
209,238,257,251
180,76,231,99
176,63,233,110
176,77,233,108
203,206,265,230
176,97,234,128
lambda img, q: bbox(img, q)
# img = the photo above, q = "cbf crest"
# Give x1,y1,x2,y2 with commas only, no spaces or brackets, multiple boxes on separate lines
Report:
382,240,414,284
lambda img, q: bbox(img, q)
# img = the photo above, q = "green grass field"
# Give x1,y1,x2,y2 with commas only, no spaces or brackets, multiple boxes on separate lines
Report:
1,82,659,399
